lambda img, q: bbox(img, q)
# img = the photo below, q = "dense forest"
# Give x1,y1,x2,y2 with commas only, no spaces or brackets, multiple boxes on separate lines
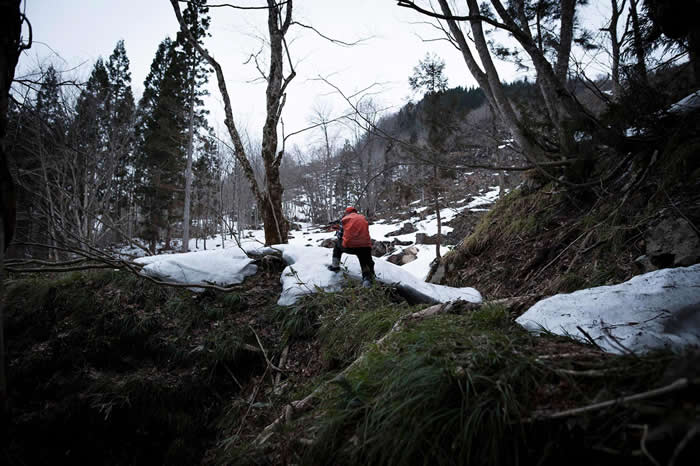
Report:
1,0,699,465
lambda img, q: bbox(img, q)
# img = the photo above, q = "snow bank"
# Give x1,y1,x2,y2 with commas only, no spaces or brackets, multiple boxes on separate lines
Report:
516,264,700,354
668,90,700,114
135,248,258,288
272,245,482,306
466,186,502,209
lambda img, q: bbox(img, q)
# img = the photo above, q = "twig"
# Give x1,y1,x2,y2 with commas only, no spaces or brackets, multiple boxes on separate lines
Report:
248,325,285,374
554,368,613,377
6,264,114,273
669,425,699,466
640,424,661,466
223,364,244,390
291,21,371,47
601,323,638,357
577,325,604,352
231,366,271,446
274,345,289,386
662,185,700,235
532,378,689,420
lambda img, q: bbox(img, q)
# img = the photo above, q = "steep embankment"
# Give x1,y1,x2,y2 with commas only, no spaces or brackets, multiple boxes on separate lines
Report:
4,268,699,465
435,119,700,304
4,105,699,466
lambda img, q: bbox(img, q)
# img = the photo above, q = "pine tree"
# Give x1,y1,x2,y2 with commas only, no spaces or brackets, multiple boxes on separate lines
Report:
105,40,136,234
136,37,188,253
409,53,448,95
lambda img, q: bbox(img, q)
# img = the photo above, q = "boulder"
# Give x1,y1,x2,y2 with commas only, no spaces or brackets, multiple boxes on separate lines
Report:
645,217,700,269
371,240,394,257
385,222,416,237
387,246,419,265
392,238,413,246
415,233,440,245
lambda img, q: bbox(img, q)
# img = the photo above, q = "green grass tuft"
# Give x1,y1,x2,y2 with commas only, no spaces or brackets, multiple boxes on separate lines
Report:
303,309,543,465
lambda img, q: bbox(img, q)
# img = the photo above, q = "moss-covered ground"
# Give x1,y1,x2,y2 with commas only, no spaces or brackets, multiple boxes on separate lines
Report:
2,268,698,465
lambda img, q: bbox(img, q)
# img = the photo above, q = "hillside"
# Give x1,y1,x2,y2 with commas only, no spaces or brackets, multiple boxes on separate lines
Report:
3,2,700,463
4,104,700,463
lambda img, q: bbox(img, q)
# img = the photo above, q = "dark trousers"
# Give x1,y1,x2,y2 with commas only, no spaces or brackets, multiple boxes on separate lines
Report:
333,244,375,280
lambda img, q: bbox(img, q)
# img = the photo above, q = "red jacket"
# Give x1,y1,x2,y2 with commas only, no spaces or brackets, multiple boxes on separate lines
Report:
341,212,372,248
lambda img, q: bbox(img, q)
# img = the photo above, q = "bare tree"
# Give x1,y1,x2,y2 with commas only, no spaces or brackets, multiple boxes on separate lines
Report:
398,0,596,177
0,0,30,408
170,0,295,245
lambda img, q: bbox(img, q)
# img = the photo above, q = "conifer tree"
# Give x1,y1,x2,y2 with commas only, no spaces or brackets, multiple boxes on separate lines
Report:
136,37,188,253
105,40,136,234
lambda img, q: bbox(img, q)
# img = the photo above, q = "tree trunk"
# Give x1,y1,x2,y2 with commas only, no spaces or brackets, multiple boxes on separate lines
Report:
0,216,6,409
1,0,23,408
262,170,289,246
170,0,294,246
555,0,576,83
433,165,441,260
628,0,648,84
608,0,626,99
182,77,196,252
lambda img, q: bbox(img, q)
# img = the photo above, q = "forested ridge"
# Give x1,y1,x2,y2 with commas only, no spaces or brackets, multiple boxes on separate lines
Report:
1,0,700,465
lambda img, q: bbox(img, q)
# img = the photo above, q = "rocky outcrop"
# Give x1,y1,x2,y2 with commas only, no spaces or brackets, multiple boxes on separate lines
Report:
387,246,419,265
415,233,439,245
371,240,392,257
637,217,700,272
385,222,416,237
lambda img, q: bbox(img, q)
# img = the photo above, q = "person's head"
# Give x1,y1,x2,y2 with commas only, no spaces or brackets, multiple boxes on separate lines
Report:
344,206,357,215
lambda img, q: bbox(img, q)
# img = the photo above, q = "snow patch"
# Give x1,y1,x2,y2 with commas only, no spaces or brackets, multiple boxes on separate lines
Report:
273,245,481,306
135,248,258,288
668,90,700,114
516,265,700,354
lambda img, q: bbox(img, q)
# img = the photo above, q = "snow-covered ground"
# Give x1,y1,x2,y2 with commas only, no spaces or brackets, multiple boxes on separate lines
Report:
127,187,700,354
266,244,481,306
517,264,700,354
130,191,502,305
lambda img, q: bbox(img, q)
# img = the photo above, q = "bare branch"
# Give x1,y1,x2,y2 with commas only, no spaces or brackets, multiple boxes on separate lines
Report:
291,21,372,47
243,47,268,81
180,0,289,10
396,0,515,34
19,13,32,51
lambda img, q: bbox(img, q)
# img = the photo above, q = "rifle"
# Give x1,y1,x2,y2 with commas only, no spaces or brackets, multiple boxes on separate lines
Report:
324,219,341,232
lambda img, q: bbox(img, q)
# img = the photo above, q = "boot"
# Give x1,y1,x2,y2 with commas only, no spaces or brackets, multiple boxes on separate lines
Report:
328,256,340,272
361,267,373,288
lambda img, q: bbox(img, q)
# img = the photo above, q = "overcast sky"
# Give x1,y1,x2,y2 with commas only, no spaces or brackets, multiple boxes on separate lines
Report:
19,0,606,148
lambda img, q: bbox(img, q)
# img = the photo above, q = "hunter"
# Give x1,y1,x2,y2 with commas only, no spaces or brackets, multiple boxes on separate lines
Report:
328,207,375,288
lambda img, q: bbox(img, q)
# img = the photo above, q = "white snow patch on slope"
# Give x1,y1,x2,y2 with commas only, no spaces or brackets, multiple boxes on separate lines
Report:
272,245,481,306
467,186,502,209
516,264,700,354
135,248,258,287
668,90,700,114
